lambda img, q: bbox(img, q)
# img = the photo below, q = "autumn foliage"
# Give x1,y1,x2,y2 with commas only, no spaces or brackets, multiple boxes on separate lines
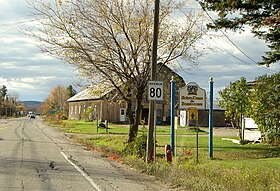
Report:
41,85,76,121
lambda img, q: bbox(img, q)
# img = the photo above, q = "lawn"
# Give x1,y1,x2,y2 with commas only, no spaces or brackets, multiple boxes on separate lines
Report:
62,119,208,135
60,119,280,191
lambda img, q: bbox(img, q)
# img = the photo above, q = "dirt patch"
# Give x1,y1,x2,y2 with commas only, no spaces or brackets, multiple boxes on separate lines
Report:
200,127,239,137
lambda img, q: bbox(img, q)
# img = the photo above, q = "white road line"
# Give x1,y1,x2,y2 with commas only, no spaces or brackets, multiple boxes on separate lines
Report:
60,151,102,191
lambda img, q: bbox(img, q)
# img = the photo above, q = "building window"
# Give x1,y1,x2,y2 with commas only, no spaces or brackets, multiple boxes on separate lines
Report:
71,106,73,114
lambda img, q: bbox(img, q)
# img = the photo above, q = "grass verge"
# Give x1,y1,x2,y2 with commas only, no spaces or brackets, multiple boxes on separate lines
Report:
56,119,280,190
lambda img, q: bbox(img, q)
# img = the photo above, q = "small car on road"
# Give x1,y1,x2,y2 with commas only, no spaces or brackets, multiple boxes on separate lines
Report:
30,114,36,119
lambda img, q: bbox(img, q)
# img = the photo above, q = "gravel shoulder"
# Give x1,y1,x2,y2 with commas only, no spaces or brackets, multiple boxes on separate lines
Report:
200,127,239,137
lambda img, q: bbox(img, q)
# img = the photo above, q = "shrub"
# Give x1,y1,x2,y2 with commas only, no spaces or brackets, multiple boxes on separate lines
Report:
123,134,147,160
264,128,280,146
239,140,250,145
83,107,94,122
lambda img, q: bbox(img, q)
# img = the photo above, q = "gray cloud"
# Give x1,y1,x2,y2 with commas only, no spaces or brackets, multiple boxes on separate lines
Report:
0,0,31,21
0,1,279,102
0,0,79,101
178,30,280,99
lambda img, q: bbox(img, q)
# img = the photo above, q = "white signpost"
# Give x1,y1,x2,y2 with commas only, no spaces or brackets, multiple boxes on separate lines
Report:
148,81,164,101
179,82,206,110
179,110,186,127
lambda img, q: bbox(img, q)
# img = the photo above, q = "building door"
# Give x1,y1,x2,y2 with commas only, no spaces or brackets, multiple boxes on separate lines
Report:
120,108,126,122
142,108,149,124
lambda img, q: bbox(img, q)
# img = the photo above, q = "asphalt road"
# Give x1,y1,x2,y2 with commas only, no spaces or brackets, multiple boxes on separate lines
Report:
0,117,171,191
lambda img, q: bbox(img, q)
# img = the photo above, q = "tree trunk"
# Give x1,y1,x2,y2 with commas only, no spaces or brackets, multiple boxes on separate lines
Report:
237,117,243,141
230,121,235,129
126,100,134,137
241,114,245,141
128,100,143,143
127,88,144,143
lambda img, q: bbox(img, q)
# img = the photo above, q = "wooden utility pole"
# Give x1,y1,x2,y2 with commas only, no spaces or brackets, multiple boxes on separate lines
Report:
146,0,160,162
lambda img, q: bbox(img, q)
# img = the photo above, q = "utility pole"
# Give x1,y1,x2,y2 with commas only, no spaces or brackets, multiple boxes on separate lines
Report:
146,0,160,163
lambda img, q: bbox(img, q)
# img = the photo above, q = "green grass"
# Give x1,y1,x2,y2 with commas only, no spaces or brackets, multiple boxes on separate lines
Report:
63,119,208,135
61,120,97,134
84,136,127,153
58,119,280,191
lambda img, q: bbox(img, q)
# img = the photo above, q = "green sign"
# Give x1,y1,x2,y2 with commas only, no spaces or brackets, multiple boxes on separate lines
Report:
50,110,56,114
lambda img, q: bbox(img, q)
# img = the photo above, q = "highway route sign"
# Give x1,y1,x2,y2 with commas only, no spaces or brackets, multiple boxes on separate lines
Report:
148,81,164,101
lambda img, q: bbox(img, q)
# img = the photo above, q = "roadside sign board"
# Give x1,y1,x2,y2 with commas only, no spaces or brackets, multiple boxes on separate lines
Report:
179,82,206,110
179,110,187,127
49,110,56,115
175,116,178,129
148,81,164,101
188,108,198,120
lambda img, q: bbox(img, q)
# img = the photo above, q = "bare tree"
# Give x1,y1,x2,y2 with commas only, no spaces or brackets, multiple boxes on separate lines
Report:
28,0,205,142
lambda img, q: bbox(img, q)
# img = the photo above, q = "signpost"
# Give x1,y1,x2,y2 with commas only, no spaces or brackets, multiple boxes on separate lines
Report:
147,80,164,162
179,110,186,127
179,82,206,164
209,77,214,160
146,0,160,163
188,107,199,164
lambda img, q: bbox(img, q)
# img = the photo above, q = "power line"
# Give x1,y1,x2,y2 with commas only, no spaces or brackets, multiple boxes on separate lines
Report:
201,8,258,63
207,37,276,73
170,0,277,73
0,19,37,27
0,19,38,35
201,7,277,73
0,25,25,35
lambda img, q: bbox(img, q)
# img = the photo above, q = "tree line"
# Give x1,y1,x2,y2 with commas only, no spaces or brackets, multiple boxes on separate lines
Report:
219,72,280,145
40,85,76,121
0,85,24,117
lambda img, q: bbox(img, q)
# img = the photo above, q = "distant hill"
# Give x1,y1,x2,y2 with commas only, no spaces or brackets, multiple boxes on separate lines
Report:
23,101,42,112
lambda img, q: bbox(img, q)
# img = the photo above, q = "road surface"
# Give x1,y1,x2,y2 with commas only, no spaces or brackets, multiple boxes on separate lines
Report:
0,117,171,191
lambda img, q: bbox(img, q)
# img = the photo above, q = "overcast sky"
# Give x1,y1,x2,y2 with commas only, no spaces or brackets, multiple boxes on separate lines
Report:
0,0,279,102
0,0,79,101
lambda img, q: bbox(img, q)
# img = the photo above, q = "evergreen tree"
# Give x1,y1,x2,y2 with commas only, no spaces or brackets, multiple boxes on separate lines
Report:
0,85,7,99
199,0,279,66
66,85,77,98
